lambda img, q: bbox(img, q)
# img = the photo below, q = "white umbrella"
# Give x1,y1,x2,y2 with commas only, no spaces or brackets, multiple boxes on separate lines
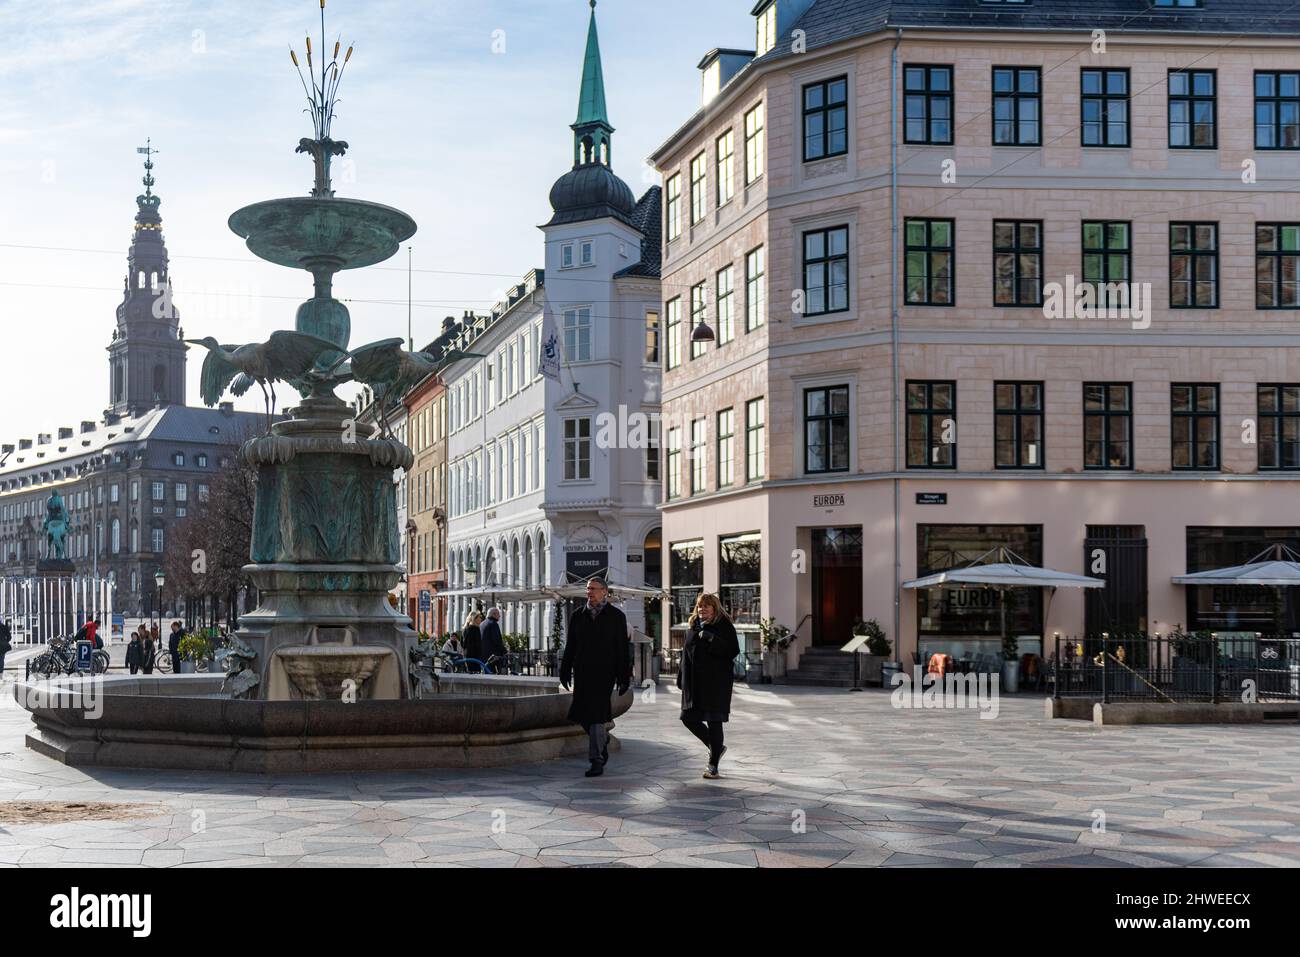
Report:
1171,545,1300,587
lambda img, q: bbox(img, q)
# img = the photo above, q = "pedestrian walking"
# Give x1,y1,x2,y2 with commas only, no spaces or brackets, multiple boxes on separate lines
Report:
678,593,740,780
0,619,12,675
142,627,156,675
559,578,631,778
480,607,507,662
126,631,143,675
462,612,483,663
168,621,183,673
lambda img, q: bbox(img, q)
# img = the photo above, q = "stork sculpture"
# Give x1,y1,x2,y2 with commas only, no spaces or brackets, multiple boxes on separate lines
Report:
328,339,486,436
186,331,341,430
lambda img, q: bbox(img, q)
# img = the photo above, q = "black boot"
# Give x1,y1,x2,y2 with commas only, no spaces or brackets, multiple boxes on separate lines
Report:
585,761,604,777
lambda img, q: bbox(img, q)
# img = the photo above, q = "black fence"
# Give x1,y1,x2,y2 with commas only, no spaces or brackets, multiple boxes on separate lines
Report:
1053,632,1300,703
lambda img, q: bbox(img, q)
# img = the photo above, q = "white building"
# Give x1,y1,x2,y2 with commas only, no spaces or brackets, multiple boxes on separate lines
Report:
442,4,663,648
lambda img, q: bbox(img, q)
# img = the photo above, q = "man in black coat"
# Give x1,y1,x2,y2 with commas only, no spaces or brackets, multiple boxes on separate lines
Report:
560,578,631,777
168,621,184,673
0,619,11,675
480,608,507,663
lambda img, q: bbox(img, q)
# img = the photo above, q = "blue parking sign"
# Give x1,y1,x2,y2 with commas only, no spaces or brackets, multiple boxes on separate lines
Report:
76,640,94,674
419,590,432,612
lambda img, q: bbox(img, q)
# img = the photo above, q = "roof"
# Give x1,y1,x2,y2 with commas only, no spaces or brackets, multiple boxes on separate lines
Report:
653,0,1300,163
615,186,663,280
575,6,610,129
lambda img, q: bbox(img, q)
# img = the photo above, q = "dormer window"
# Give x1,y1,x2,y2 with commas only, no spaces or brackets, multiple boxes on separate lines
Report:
755,1,777,56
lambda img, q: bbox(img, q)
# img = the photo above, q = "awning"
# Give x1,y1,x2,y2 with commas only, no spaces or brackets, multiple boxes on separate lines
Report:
543,583,668,601
902,563,1105,590
1172,545,1300,587
436,583,668,603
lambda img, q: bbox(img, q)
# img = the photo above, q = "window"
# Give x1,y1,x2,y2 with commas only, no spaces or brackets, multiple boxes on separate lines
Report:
561,244,574,269
805,385,850,474
904,219,955,305
993,220,1043,306
1259,385,1300,470
1256,223,1300,308
745,246,766,331
746,398,766,481
196,453,208,468
197,483,209,503
151,481,164,501
717,409,735,487
720,533,762,628
755,1,776,56
171,452,185,467
1169,69,1216,149
992,67,1041,146
690,283,708,359
110,519,120,555
130,526,138,553
1084,383,1132,470
1082,221,1131,306
110,484,119,504
906,381,956,469
744,102,765,184
803,76,849,161
131,481,139,502
666,427,682,499
563,418,591,481
802,226,850,316
665,173,682,241
507,341,517,394
646,429,660,481
1081,68,1129,147
563,307,592,360
1170,223,1219,308
1154,0,1200,5
151,527,164,553
580,240,594,266
1172,384,1220,471
1256,72,1300,150
645,311,660,364
175,482,187,503
716,266,735,345
690,151,707,225
690,419,707,494
665,297,682,370
716,130,735,206
670,540,704,632
995,382,1044,469
904,65,953,145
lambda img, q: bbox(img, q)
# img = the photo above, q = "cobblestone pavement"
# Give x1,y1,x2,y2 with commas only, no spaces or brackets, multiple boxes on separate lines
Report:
1,678,1298,868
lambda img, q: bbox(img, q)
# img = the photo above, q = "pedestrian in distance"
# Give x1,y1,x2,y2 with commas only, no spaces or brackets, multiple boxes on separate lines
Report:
679,593,740,780
168,620,183,673
440,632,465,658
560,578,632,778
141,627,156,675
462,612,483,663
0,618,12,675
480,607,507,662
126,631,143,675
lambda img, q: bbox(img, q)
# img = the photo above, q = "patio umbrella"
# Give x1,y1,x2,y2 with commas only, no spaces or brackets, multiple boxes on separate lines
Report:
1171,544,1300,587
901,546,1104,649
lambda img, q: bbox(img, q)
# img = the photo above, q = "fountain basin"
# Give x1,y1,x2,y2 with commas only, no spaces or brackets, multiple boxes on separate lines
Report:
15,675,634,773
228,197,417,271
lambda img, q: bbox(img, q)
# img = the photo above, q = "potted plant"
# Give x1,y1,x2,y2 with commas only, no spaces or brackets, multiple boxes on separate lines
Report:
1001,633,1020,694
851,619,891,686
1171,626,1214,694
758,618,793,681
177,634,211,675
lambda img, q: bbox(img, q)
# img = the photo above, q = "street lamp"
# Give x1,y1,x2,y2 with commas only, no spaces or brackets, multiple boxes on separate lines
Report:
154,567,165,636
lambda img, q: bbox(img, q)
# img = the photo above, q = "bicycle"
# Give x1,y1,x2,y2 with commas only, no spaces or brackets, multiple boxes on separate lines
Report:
29,636,109,678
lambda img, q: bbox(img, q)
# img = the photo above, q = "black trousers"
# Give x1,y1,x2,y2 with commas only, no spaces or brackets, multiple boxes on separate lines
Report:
681,716,725,763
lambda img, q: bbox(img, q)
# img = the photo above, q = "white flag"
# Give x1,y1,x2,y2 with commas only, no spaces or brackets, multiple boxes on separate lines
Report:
539,318,561,381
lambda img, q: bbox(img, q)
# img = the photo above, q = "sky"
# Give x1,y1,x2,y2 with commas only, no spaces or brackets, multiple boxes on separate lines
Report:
0,0,748,439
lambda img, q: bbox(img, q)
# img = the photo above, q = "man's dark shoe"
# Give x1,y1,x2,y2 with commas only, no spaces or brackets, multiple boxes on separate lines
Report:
585,762,604,777
600,743,609,766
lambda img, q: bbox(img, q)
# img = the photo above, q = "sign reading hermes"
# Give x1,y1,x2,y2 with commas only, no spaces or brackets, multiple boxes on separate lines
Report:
814,494,845,508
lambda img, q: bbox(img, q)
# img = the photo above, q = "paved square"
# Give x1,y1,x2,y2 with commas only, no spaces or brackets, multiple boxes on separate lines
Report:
2,678,1298,868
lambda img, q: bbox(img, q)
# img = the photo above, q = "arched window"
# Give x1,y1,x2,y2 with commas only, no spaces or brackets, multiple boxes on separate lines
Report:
581,135,593,164
150,271,159,291
152,364,166,400
524,535,533,587
113,362,124,402
110,518,120,555
138,271,145,289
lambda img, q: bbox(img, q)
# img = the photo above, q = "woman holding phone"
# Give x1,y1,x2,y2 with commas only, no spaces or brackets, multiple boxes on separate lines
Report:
678,593,740,779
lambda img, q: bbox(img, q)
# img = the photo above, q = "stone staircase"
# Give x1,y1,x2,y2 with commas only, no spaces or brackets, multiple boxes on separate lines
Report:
780,645,859,688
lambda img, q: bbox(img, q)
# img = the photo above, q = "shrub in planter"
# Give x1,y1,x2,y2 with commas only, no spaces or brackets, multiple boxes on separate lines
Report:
852,619,892,685
757,618,793,679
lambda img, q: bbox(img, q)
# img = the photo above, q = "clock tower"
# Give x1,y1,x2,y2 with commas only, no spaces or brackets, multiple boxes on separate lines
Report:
107,141,187,418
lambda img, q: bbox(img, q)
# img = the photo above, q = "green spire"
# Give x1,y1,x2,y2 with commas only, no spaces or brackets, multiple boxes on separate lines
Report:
575,1,608,128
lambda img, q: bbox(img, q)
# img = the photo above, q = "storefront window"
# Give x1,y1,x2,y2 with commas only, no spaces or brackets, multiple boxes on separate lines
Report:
916,525,1043,657
1186,527,1300,633
670,540,704,650
719,533,761,626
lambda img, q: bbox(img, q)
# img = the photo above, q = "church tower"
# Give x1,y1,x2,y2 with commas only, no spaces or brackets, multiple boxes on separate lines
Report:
107,141,186,418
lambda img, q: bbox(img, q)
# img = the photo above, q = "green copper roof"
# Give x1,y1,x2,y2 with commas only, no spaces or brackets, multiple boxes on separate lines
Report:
574,4,609,129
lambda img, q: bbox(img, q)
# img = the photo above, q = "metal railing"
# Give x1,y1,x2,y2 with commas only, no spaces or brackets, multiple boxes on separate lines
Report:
1053,632,1300,703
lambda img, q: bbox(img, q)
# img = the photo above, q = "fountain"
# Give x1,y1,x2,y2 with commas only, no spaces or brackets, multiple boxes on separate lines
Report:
14,1,631,771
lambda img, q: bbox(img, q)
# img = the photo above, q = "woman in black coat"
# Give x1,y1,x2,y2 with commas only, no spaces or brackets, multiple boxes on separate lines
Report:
678,593,740,779
461,613,484,667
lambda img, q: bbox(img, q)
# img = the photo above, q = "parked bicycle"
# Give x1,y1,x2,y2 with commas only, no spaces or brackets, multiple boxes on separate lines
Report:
29,635,110,678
